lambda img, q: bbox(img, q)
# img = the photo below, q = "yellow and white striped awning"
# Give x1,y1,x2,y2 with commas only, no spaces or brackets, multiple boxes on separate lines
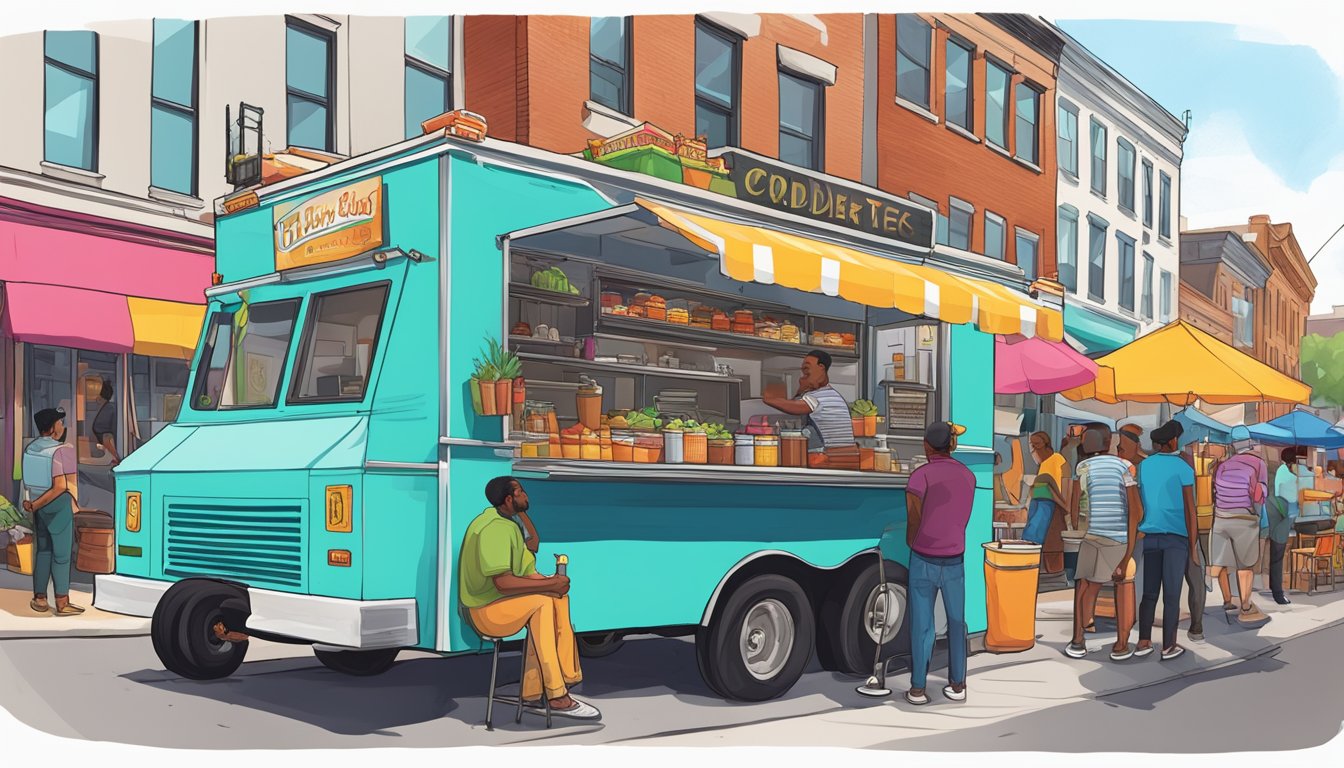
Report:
636,198,1063,342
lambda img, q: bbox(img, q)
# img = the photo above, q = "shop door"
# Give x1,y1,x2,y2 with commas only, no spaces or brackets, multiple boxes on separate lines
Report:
74,350,121,514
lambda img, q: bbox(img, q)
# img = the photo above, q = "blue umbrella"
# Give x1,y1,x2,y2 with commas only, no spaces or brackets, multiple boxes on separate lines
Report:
1173,408,1235,447
1248,409,1344,448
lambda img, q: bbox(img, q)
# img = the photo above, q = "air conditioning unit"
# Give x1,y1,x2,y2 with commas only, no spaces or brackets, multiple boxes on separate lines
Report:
225,103,264,189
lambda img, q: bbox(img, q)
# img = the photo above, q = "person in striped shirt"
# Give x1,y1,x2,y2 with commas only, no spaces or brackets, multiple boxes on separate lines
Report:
1065,425,1143,661
762,349,856,467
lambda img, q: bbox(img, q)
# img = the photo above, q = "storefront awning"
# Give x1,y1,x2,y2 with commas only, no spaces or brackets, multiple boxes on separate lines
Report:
1,283,205,359
636,198,1063,342
128,297,206,360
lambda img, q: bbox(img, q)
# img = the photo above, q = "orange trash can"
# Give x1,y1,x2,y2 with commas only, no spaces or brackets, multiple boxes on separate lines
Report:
982,541,1042,653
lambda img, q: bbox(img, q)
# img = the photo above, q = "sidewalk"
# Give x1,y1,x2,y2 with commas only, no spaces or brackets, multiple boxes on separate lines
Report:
622,583,1344,748
0,566,149,638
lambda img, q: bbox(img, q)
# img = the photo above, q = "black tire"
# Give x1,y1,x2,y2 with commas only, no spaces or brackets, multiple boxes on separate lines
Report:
315,647,400,676
151,579,249,680
819,559,910,676
696,574,815,702
576,632,626,659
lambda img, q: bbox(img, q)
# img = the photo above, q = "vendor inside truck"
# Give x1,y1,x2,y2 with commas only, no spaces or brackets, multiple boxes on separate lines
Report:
761,349,857,468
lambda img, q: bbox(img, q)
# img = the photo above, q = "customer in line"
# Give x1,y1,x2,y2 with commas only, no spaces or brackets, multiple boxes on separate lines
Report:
1266,447,1305,608
1209,426,1267,621
1066,425,1142,661
1022,432,1067,569
20,407,84,616
1134,421,1197,661
904,421,974,706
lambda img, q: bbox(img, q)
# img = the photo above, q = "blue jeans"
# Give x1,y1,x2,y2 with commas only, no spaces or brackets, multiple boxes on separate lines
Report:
1139,533,1188,650
909,550,968,690
1023,498,1054,544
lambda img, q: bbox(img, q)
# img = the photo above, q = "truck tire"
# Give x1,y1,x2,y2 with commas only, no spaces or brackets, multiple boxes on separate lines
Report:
576,632,626,659
152,579,249,680
819,560,910,676
696,574,815,702
315,648,400,676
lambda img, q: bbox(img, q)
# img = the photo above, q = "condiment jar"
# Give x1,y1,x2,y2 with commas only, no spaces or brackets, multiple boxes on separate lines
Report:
580,431,601,461
708,438,734,466
664,428,685,464
523,400,555,435
683,430,708,464
735,433,756,465
754,435,780,467
874,439,892,473
576,379,603,431
780,430,808,468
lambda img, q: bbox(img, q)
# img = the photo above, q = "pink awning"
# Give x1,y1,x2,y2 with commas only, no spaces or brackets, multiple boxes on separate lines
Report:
995,334,1098,395
1,282,134,353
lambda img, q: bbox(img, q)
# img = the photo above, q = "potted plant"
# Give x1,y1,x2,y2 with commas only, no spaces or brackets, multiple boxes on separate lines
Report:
471,356,498,416
476,338,522,417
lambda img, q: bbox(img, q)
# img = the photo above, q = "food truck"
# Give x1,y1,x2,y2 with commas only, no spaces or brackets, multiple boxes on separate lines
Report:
95,116,1063,701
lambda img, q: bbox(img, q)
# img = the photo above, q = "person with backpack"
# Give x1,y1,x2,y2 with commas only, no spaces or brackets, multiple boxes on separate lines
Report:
1209,426,1268,621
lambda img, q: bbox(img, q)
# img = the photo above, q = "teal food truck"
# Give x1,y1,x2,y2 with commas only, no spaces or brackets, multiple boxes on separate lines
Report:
95,121,1062,701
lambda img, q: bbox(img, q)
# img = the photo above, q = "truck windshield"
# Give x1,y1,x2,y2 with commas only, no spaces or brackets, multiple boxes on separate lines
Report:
191,299,301,411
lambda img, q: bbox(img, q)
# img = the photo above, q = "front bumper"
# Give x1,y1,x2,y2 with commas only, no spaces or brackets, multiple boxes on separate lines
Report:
95,574,418,649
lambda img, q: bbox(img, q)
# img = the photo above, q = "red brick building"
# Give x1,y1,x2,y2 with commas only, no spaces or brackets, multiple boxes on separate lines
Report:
465,14,866,181
873,13,1063,281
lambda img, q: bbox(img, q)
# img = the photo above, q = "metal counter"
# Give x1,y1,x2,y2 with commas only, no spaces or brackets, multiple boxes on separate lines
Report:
510,458,909,488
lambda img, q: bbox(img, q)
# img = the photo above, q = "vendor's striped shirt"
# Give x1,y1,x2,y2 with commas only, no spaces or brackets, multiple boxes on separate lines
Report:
801,386,856,451
1076,454,1136,543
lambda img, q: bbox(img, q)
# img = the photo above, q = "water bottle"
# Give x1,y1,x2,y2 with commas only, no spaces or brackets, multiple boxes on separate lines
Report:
555,553,568,577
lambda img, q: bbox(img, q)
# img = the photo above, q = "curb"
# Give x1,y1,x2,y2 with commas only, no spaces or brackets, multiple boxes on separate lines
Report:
0,624,151,640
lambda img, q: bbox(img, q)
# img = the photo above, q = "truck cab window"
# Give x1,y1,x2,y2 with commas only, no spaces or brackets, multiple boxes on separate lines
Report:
289,283,390,403
191,299,301,411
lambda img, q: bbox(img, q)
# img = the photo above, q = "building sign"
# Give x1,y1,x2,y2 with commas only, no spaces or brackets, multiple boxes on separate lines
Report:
716,151,934,249
273,177,384,271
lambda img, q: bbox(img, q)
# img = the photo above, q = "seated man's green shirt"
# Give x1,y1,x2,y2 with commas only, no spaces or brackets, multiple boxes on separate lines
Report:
459,507,538,608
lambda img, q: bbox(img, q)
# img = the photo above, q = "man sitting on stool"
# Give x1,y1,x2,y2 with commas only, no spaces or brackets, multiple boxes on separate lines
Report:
458,476,600,720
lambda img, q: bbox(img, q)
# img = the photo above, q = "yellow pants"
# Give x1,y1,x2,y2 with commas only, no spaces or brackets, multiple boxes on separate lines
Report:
470,594,582,700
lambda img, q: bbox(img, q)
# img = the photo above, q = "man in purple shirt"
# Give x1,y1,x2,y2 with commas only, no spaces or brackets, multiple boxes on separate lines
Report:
1209,426,1268,618
903,421,975,706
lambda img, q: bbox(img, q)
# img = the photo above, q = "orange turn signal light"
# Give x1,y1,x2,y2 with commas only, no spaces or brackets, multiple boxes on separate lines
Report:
328,550,352,567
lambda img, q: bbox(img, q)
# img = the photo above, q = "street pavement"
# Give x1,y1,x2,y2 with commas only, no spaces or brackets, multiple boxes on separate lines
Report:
1,568,1343,751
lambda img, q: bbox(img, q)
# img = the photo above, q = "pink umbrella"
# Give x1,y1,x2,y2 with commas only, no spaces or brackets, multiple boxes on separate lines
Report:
995,334,1099,395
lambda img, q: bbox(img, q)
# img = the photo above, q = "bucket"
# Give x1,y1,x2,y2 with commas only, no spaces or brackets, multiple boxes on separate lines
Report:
982,542,1042,653
6,537,34,575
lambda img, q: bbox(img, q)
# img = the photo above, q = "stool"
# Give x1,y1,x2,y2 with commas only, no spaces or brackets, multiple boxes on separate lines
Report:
463,609,551,730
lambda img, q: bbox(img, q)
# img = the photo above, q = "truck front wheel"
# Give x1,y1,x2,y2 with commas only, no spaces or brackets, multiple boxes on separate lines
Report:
314,648,400,676
151,579,250,680
696,574,815,702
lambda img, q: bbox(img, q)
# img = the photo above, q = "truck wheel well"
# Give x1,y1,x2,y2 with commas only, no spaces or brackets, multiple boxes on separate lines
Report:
700,552,876,626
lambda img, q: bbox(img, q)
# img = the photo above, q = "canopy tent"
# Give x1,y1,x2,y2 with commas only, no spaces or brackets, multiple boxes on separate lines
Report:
1059,320,1312,407
1249,409,1344,449
1173,407,1237,447
994,334,1098,395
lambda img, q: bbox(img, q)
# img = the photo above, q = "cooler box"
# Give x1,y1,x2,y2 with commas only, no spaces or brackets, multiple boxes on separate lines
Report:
982,541,1042,653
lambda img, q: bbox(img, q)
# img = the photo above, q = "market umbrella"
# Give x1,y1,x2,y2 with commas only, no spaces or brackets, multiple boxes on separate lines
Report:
1248,409,1344,448
994,334,1098,395
1173,407,1236,447
1059,320,1312,407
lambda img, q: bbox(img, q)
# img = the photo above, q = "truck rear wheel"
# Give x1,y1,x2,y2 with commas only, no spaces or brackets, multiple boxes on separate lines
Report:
819,560,910,676
315,648,400,676
696,574,814,702
576,632,626,659
152,579,250,680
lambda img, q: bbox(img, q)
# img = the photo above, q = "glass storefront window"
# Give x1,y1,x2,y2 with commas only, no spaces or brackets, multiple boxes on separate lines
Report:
23,345,74,438
131,354,190,447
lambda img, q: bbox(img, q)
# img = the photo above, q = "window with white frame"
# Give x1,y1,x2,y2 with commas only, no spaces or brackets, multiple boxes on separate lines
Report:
150,20,198,195
984,211,1006,261
1014,82,1040,165
1142,159,1154,229
1117,138,1136,213
590,17,631,115
1117,232,1136,312
895,14,933,110
1089,118,1107,197
1058,205,1079,293
1088,214,1108,303
1160,270,1173,322
948,198,973,250
695,20,739,149
1015,228,1039,279
945,37,973,131
985,60,1011,149
405,16,453,139
44,31,99,171
1057,102,1079,176
1232,292,1254,347
1159,171,1173,239
286,18,335,151
779,71,824,170
1141,252,1154,320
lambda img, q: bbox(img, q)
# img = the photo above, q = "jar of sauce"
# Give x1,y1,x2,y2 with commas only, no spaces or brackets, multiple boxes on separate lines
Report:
561,432,581,460
709,438,734,465
780,431,808,468
580,431,601,461
664,429,685,464
755,435,780,467
523,400,553,434
683,430,708,464
735,434,755,465
612,433,635,463
634,433,664,463
576,379,603,431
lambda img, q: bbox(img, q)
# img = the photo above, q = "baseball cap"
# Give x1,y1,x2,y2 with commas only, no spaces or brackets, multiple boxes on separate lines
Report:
33,407,65,434
924,421,966,451
1230,425,1252,443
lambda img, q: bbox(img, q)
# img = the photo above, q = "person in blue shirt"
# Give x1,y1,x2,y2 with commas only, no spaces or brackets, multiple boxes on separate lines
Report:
1134,420,1197,660
1267,446,1305,606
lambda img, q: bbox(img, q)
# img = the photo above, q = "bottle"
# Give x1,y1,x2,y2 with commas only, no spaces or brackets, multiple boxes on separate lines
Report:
555,554,568,577
875,434,892,473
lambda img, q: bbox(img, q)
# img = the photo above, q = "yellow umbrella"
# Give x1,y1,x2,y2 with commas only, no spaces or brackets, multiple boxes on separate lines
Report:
1059,320,1311,407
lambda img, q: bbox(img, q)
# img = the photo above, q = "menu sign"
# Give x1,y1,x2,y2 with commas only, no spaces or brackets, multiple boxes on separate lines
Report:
273,177,385,271
717,151,933,249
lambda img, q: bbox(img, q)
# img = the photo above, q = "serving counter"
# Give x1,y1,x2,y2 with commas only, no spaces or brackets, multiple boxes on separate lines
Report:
511,458,910,488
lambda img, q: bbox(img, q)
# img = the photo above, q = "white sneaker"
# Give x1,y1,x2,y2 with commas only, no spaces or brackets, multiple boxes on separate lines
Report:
549,698,602,720
942,684,967,702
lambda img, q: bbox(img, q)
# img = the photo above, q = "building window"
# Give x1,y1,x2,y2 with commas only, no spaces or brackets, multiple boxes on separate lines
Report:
1141,252,1155,320
589,17,630,116
948,198,973,251
1160,269,1173,323
1142,160,1154,229
910,193,947,246
1015,229,1040,279
1117,138,1136,213
150,20,198,195
1117,232,1137,312
405,16,453,139
944,38,973,131
44,31,98,171
286,18,335,151
695,20,739,149
1014,82,1040,165
778,72,824,170
1159,171,1173,239
1232,293,1254,347
1089,118,1107,197
1088,215,1108,303
1057,103,1079,176
985,61,1010,149
984,211,1006,261
895,14,932,110
1058,205,1079,293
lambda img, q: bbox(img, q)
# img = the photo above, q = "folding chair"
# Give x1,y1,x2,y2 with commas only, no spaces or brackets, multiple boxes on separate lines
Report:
1291,534,1337,596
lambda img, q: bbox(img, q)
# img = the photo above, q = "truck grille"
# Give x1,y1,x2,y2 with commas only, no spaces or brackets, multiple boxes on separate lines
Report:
164,502,305,589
